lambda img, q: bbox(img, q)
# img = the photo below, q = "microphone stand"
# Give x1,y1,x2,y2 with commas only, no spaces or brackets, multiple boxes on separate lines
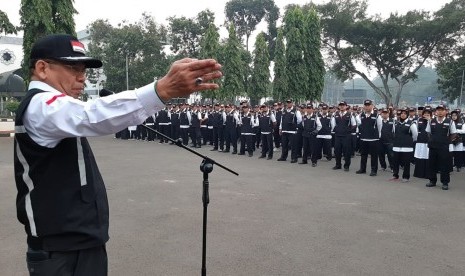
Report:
141,124,239,276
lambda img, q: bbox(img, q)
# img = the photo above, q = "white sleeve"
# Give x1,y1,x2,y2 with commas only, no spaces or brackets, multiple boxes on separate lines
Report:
23,82,165,148
331,117,336,132
197,112,202,120
316,116,322,131
223,112,227,123
296,111,302,124
450,121,457,134
377,116,383,138
350,115,357,127
425,120,431,133
187,111,192,123
410,122,418,141
356,114,362,126
270,113,277,123
233,112,240,125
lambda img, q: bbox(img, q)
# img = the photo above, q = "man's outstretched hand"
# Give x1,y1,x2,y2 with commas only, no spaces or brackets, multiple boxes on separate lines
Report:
156,58,222,102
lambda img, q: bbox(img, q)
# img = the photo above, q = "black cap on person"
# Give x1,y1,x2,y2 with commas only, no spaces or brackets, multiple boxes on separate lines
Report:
30,34,102,68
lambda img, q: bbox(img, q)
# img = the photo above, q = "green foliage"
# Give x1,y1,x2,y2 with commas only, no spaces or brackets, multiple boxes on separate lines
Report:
167,9,215,58
20,0,77,81
87,14,168,92
225,0,278,52
317,0,465,106
221,25,245,102
303,8,325,101
249,32,270,105
200,23,221,102
283,6,308,102
437,46,465,102
0,10,17,35
6,99,20,114
272,28,287,101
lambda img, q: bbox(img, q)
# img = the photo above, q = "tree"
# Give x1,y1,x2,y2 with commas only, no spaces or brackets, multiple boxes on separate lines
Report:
0,10,17,36
167,9,215,58
283,6,308,102
272,28,287,101
20,0,78,80
200,23,221,102
437,46,465,102
221,25,245,102
87,14,168,92
302,8,325,101
249,32,270,105
225,0,275,52
317,0,465,106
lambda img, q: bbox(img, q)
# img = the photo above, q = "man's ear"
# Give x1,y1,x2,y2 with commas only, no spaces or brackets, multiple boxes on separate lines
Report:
32,60,48,81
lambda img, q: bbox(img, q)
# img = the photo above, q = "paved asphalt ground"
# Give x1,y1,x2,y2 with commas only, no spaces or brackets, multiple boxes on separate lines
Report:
2,136,465,276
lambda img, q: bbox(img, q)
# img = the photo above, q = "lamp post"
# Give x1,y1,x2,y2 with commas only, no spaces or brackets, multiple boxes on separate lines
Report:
460,69,464,107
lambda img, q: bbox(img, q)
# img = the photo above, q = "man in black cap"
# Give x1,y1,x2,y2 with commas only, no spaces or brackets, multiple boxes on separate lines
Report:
331,101,356,171
14,34,222,275
277,99,302,163
426,104,457,190
273,102,283,150
300,104,322,166
355,99,382,176
258,104,276,159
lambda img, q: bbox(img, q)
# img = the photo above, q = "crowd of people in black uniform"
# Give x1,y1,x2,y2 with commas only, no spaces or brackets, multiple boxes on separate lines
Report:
114,99,465,191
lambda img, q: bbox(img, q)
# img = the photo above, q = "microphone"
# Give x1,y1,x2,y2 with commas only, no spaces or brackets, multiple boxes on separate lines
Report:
99,88,114,97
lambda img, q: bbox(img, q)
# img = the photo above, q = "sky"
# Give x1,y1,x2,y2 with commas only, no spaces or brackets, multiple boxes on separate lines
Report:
3,0,452,36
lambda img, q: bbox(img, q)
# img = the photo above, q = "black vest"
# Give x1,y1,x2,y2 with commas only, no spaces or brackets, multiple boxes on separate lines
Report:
416,118,429,144
380,118,394,143
225,112,237,129
428,118,452,149
171,111,180,125
14,89,109,251
275,110,282,127
211,111,223,127
259,112,273,133
191,111,200,127
393,119,414,148
241,113,253,134
302,113,317,137
318,115,332,136
157,109,170,124
200,111,208,126
359,112,379,140
180,110,190,126
281,108,297,131
333,112,352,137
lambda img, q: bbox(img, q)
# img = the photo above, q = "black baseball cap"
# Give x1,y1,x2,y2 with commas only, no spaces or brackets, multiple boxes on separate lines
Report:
286,99,293,103
30,34,102,68
364,99,373,105
436,104,446,110
338,101,347,106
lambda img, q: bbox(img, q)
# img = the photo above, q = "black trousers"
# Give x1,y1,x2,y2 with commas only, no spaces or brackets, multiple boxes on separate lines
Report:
190,126,202,146
273,127,281,148
159,124,171,142
145,124,156,141
180,127,189,145
312,138,332,164
302,135,316,162
260,133,273,157
359,140,379,172
379,142,393,169
453,151,464,168
171,124,180,141
280,132,297,160
429,147,452,185
224,127,237,152
240,135,254,155
334,135,352,168
26,245,107,276
213,127,224,150
201,127,209,145
392,151,413,180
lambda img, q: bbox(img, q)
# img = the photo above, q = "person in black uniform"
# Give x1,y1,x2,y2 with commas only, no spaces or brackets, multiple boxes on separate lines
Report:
378,108,394,171
277,99,302,163
170,104,181,143
413,107,432,179
273,102,283,149
211,103,224,151
200,105,209,145
426,104,457,190
258,104,276,159
312,104,333,166
356,99,382,176
239,105,258,157
179,103,191,146
331,101,356,171
300,104,322,166
14,34,222,276
189,104,202,148
157,106,171,143
223,104,239,154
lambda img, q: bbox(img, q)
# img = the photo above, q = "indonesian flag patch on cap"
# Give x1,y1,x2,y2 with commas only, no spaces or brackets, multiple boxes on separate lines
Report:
71,40,86,54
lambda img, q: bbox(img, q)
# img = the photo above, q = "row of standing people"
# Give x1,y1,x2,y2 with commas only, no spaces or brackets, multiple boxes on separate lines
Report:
115,100,465,190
